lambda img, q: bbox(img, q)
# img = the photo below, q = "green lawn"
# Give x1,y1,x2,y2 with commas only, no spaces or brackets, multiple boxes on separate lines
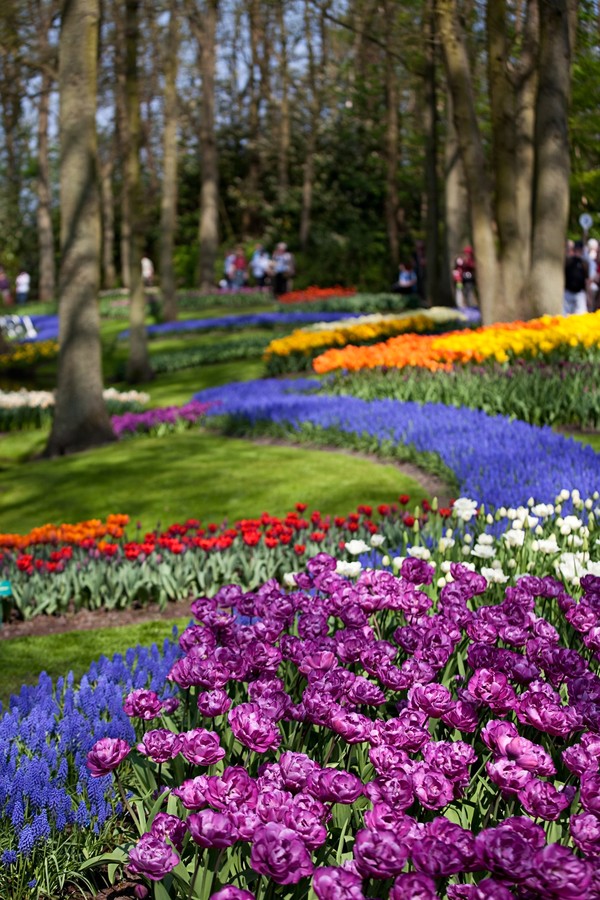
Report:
0,429,430,535
0,618,191,708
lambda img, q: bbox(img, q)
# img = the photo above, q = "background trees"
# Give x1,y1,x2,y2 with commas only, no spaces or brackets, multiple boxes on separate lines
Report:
0,0,598,319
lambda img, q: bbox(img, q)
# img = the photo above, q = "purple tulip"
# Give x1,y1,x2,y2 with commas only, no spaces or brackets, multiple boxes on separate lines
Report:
312,866,365,900
409,683,454,718
523,843,592,898
390,873,438,900
172,775,208,810
486,759,533,796
187,809,239,848
137,729,183,764
86,737,130,777
128,834,179,881
228,703,281,753
150,813,187,851
474,824,534,881
411,764,454,809
197,689,232,717
210,888,256,900
518,779,574,820
580,773,600,816
468,669,516,714
570,812,600,857
353,827,409,878
204,767,259,811
180,728,226,766
277,751,320,792
123,689,164,720
250,822,314,884
308,768,364,804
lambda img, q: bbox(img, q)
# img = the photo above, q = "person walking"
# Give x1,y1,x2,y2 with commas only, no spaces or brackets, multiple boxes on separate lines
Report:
564,240,589,316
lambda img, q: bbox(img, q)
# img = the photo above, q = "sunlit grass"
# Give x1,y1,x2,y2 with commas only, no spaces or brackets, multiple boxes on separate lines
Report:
0,618,191,708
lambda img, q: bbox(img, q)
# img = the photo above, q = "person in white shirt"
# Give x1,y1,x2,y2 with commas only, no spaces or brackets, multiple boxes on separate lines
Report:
15,270,30,305
141,256,154,287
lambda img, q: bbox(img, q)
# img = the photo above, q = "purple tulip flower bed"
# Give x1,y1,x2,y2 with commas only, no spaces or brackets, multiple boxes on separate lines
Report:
75,554,600,899
118,311,362,340
194,379,600,515
111,400,212,439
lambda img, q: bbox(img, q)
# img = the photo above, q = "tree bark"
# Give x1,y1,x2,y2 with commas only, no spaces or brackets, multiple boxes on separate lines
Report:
443,90,469,304
124,0,152,382
436,0,501,323
159,0,179,321
423,0,440,305
37,66,56,302
99,150,117,289
528,0,574,315
276,0,290,205
190,0,219,292
45,0,115,456
115,11,131,289
383,0,399,270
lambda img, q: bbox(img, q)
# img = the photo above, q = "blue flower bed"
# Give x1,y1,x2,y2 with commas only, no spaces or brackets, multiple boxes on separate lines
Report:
0,638,181,865
19,314,59,343
194,378,600,512
118,310,361,339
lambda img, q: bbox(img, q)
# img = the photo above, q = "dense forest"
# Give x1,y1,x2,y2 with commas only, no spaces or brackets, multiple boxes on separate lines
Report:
0,0,599,321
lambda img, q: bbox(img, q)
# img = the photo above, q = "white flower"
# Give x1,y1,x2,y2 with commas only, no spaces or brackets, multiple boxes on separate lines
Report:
438,537,455,553
531,535,560,554
532,503,554,518
555,552,588,583
407,546,431,560
437,576,447,589
562,515,583,532
335,560,362,577
370,534,385,548
471,543,496,560
503,529,525,548
345,539,370,556
461,546,472,556
559,489,570,501
477,533,494,545
381,555,391,566
441,560,452,573
283,572,297,587
452,497,479,521
480,566,509,584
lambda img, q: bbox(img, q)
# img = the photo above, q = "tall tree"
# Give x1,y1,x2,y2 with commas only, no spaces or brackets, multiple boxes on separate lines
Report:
159,0,179,321
45,0,115,456
36,0,58,303
124,0,152,382
189,0,219,291
527,0,575,315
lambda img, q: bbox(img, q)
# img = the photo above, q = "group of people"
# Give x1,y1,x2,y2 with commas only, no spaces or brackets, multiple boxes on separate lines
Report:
564,238,599,316
0,267,30,307
222,243,296,297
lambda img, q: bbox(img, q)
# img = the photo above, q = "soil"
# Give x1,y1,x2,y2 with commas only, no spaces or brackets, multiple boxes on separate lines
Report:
0,441,453,643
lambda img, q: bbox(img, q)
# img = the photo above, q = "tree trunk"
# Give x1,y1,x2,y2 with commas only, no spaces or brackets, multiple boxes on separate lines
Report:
99,152,117,289
383,0,399,270
115,12,131,289
160,0,179,321
276,0,290,205
243,0,263,235
423,0,440,305
45,0,115,456
191,0,219,292
487,0,522,319
37,67,56,303
124,0,152,382
528,0,574,316
443,91,469,304
436,0,502,323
